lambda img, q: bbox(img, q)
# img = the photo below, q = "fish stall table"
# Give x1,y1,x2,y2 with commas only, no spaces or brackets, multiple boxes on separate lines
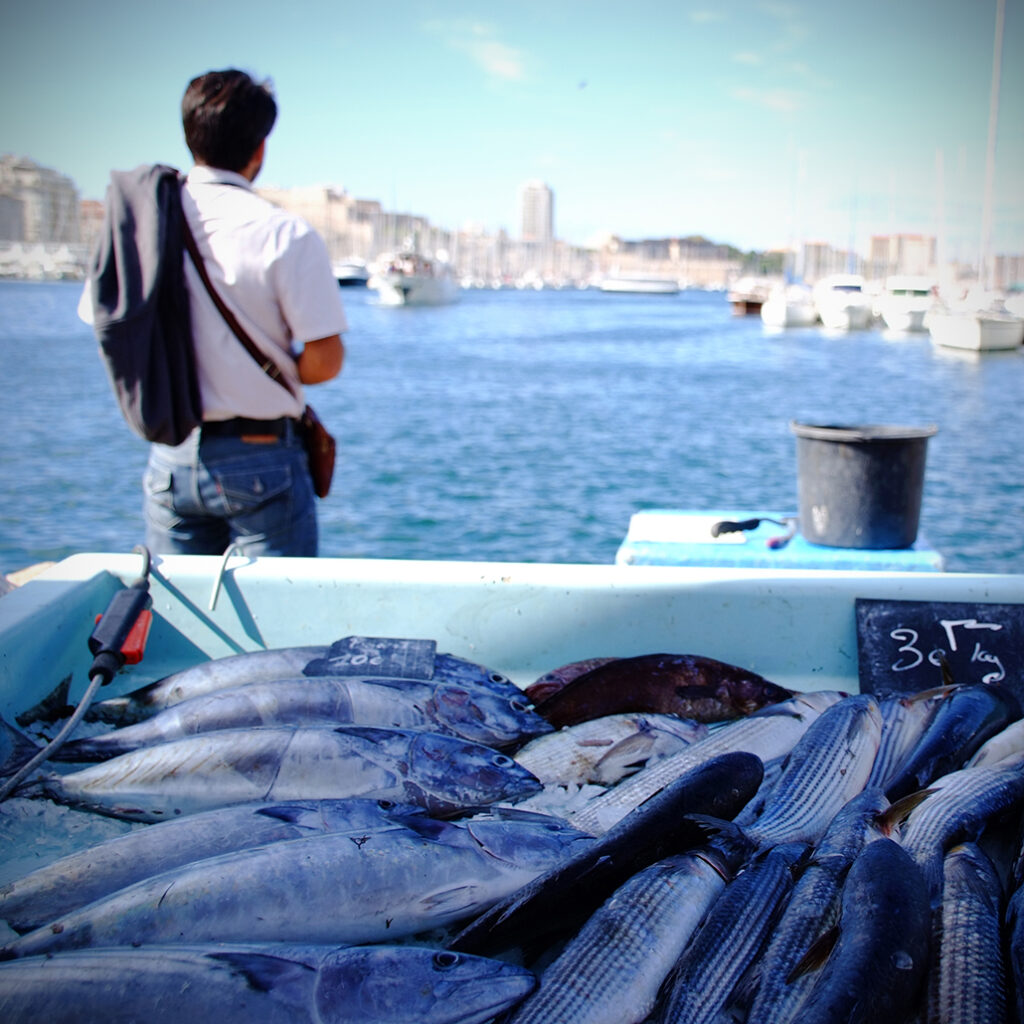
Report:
615,509,946,572
2,553,1024,1023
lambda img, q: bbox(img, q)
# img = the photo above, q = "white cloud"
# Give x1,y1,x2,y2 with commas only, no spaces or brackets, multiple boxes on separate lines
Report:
430,21,527,81
731,86,805,113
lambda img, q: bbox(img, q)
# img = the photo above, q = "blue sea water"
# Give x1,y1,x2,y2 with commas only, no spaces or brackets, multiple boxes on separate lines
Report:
1,279,1022,575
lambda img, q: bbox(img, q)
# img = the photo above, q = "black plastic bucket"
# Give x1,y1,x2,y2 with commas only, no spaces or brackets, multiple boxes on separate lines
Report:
790,422,938,549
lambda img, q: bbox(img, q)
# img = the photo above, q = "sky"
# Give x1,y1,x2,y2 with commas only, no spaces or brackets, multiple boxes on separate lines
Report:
2,0,1022,261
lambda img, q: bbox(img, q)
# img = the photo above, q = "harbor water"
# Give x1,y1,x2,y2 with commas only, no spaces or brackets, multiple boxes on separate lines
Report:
2,279,1022,575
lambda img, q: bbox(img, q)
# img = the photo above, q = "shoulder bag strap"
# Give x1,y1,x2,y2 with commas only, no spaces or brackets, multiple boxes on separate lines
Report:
179,189,298,402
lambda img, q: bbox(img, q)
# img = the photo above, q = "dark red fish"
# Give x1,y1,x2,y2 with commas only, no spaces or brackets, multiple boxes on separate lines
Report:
531,653,794,728
524,657,618,705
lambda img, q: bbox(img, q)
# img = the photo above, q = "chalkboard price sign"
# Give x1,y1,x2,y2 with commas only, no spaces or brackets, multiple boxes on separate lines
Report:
856,598,1024,699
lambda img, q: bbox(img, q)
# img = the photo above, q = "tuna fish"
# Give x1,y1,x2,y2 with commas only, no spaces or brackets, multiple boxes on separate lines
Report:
0,797,429,934
1,812,594,957
0,943,536,1024
18,725,543,822
86,637,520,725
55,676,551,761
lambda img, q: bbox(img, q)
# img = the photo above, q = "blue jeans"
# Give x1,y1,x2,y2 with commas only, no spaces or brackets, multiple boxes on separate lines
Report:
143,423,318,557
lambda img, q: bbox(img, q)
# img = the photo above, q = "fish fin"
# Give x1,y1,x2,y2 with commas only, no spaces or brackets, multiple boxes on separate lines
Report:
0,716,42,780
881,788,935,832
207,951,316,992
786,924,839,983
14,674,73,727
420,884,481,913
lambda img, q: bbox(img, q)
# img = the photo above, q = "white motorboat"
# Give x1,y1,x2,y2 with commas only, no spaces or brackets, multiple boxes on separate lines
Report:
368,251,461,306
876,275,935,332
926,304,1024,352
760,283,818,328
813,274,874,330
332,259,370,287
599,274,680,295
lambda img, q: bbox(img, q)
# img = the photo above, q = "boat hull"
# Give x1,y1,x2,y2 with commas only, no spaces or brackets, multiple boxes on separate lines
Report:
927,310,1024,351
370,273,461,307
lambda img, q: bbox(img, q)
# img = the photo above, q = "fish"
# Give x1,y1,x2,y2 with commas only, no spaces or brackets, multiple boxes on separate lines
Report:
448,751,762,958
744,694,882,847
786,837,930,1024
0,797,430,934
501,849,731,1024
523,657,619,705
897,761,1024,901
655,842,809,1024
17,725,543,822
569,690,845,836
0,943,537,1024
927,843,1008,1024
864,688,945,790
968,717,1024,768
1,811,594,957
530,653,795,728
512,713,708,788
884,683,1022,802
744,788,894,1024
86,636,520,725
54,676,552,761
1006,874,1024,1024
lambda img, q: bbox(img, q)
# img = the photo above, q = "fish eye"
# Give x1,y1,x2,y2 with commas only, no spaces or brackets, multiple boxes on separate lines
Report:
377,799,396,809
492,754,514,768
489,672,509,684
433,951,461,970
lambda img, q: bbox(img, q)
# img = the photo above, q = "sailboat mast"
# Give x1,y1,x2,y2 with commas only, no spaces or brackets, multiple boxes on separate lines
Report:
980,0,1005,291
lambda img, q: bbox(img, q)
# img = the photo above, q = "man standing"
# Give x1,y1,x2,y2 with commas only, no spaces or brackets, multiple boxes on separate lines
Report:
143,68,346,556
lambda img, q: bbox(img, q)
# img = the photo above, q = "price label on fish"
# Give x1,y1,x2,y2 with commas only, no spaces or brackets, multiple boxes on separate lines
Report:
303,636,438,679
855,599,1024,700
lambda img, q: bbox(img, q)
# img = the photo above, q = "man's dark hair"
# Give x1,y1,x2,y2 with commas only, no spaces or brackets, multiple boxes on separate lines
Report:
182,69,277,172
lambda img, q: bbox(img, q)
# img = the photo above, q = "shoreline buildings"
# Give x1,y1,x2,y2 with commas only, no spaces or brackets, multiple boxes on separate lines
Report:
1,156,1020,293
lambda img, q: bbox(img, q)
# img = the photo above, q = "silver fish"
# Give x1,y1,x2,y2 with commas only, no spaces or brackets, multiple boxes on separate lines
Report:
513,713,707,788
864,689,944,790
745,694,882,847
0,943,536,1024
23,725,542,822
0,797,429,934
2,813,593,956
657,842,808,1024
504,850,730,1024
87,637,520,725
569,691,846,836
744,788,892,1024
789,837,930,1024
898,761,1024,901
58,676,551,760
927,843,1007,1024
968,717,1024,768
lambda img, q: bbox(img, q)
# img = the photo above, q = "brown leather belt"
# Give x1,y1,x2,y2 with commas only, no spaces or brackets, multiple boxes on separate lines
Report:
201,417,296,438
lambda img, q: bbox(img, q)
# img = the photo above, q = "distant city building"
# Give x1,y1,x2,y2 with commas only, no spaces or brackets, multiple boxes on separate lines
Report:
519,180,554,244
868,233,937,279
0,155,80,243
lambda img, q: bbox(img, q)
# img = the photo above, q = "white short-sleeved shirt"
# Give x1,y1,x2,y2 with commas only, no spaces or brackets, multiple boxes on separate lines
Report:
182,165,348,421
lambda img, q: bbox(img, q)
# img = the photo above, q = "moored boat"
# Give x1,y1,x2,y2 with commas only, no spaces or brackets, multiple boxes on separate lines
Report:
599,274,680,295
332,259,370,287
368,251,461,306
727,276,771,316
813,274,874,330
926,305,1024,352
876,275,935,332
760,283,818,328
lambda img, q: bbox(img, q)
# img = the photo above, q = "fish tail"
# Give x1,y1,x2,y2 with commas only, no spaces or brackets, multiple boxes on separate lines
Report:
0,716,43,783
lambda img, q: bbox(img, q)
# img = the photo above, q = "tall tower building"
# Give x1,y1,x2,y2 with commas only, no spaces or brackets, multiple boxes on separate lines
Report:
519,180,554,244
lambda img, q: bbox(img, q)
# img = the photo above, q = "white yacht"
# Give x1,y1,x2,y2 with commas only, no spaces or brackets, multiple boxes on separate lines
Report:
926,295,1024,352
332,259,370,287
760,283,818,328
599,274,680,295
876,275,935,332
813,274,874,330
368,251,461,306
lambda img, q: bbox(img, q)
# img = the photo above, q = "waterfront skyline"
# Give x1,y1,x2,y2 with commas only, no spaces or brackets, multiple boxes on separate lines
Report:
2,1,1022,262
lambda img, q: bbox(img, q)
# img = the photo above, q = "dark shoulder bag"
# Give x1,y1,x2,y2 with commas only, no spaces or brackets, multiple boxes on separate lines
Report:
180,210,336,498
